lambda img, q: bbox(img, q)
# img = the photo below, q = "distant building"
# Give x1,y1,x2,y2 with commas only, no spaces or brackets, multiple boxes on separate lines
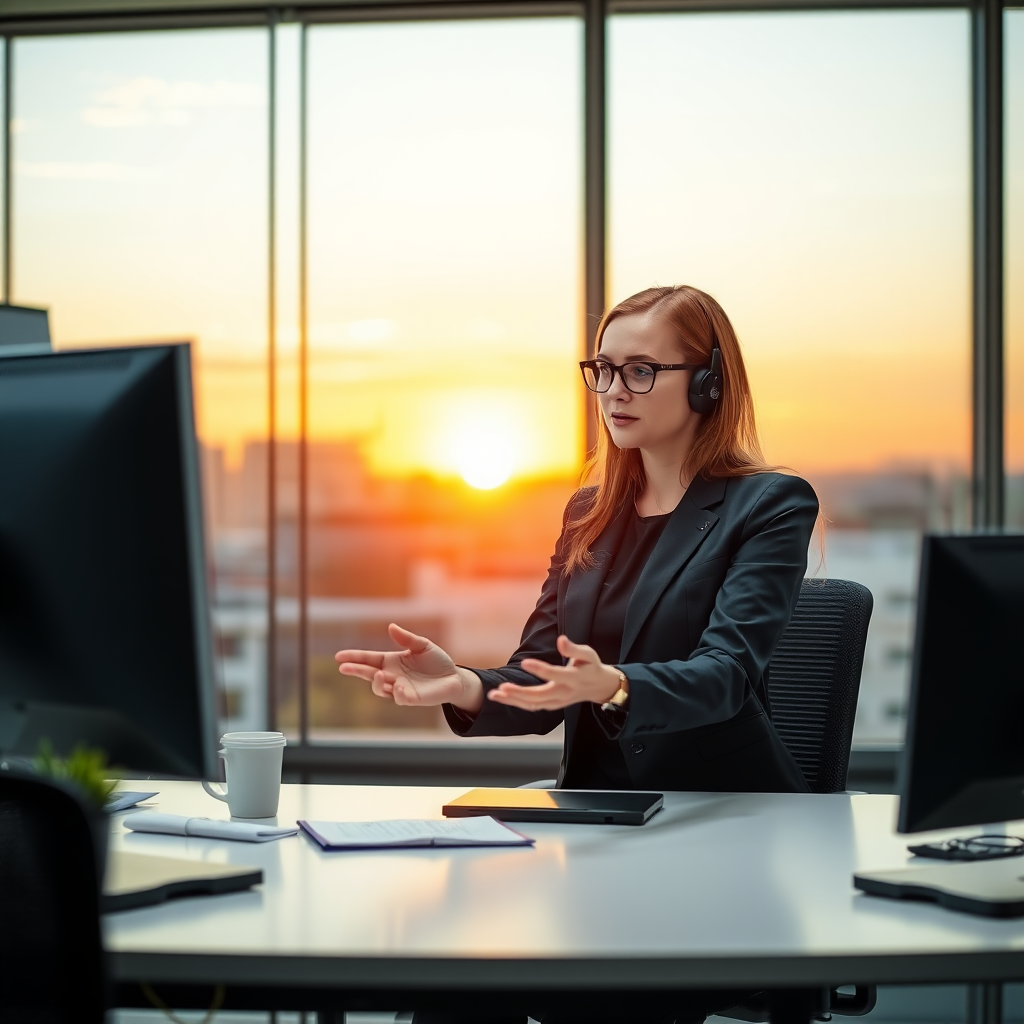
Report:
204,443,1011,747
211,559,539,735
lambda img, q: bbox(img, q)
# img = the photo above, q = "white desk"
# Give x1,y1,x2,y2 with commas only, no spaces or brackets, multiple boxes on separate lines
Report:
105,782,1024,1011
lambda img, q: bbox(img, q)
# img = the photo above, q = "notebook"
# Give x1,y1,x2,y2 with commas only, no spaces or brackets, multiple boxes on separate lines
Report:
103,850,262,913
106,791,159,813
298,816,534,850
442,788,664,826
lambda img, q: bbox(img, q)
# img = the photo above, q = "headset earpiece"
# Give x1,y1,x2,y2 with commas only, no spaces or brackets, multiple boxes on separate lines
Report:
688,343,723,415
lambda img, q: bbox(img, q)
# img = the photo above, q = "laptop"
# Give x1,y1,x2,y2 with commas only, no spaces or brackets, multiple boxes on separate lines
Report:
442,788,663,826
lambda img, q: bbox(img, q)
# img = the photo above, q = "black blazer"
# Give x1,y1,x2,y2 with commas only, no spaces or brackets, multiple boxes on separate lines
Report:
445,472,819,793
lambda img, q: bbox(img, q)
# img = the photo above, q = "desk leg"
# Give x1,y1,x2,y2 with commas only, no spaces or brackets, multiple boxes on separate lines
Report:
969,983,1003,1024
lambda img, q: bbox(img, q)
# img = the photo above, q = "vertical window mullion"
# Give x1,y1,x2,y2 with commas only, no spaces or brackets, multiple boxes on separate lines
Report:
298,20,310,748
971,0,1005,528
4,35,12,303
267,13,279,733
584,0,607,458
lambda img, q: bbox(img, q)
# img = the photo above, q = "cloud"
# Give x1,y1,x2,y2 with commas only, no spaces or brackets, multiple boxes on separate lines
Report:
15,160,145,181
82,76,264,129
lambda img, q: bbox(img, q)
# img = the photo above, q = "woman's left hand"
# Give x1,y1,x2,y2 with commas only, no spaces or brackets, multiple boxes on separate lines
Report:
487,635,623,712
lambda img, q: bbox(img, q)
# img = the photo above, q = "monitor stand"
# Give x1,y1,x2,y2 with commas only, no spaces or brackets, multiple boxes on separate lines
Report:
854,857,1024,917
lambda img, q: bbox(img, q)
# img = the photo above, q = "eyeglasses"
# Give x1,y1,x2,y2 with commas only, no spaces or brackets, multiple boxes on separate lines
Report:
944,835,1024,859
579,359,701,395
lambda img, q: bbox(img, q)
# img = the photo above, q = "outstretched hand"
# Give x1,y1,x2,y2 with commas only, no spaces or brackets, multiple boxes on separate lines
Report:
487,635,623,712
335,623,483,713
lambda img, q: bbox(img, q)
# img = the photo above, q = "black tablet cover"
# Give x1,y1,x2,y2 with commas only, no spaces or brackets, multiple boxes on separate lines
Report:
442,788,663,826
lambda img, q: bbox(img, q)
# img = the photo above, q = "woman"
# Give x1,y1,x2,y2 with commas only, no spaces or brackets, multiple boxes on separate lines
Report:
336,285,817,795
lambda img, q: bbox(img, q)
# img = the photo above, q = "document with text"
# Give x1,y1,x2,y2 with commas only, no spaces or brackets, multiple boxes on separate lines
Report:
298,816,534,850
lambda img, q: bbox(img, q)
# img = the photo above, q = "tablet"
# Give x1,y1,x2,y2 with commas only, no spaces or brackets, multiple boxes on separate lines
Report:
442,788,663,826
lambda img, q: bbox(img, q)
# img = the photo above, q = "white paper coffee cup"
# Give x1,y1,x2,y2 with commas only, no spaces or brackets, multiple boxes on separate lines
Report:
201,731,286,818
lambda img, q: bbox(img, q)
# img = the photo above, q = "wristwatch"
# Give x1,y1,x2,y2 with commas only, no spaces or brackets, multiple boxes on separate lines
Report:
600,669,630,714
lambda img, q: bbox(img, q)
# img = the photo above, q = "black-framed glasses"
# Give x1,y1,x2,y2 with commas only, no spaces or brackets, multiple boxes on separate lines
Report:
945,835,1024,859
579,359,702,395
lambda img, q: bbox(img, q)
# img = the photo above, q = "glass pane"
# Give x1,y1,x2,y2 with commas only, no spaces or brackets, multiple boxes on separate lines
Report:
610,12,971,745
1007,10,1024,526
304,18,582,737
13,30,269,735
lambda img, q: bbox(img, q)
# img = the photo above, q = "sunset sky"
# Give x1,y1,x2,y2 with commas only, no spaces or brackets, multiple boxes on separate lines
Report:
10,12,1021,481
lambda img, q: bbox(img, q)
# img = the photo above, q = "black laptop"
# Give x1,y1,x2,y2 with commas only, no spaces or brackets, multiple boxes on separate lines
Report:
442,788,663,826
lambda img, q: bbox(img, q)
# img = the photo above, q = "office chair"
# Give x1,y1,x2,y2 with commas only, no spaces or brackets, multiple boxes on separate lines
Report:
765,577,873,795
720,577,875,1024
0,767,108,1023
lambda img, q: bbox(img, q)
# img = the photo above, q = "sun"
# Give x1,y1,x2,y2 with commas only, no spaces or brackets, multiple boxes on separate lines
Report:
456,427,515,490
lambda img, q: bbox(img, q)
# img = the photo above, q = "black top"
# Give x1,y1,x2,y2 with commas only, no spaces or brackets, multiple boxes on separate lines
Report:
447,473,818,795
561,508,670,790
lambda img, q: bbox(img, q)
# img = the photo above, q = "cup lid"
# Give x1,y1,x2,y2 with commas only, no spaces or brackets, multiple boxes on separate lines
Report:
219,731,287,748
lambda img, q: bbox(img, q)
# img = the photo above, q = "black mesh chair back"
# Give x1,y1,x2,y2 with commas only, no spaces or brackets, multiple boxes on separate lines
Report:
0,769,107,1023
767,578,873,794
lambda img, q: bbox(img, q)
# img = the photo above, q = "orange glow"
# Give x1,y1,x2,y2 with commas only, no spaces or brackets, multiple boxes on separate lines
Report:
746,350,970,473
25,16,981,483
306,356,583,482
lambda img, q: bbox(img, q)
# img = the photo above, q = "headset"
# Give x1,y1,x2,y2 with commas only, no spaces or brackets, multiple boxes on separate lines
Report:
687,300,724,415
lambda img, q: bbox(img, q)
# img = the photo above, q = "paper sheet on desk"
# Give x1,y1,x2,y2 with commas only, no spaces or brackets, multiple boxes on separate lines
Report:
107,791,158,813
299,816,534,850
124,813,298,842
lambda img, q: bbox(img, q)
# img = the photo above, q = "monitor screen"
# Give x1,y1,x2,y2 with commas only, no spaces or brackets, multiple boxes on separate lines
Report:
0,345,217,778
0,304,51,352
898,534,1024,833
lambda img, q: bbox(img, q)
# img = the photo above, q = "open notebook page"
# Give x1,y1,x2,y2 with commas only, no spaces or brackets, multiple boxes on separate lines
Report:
298,816,534,849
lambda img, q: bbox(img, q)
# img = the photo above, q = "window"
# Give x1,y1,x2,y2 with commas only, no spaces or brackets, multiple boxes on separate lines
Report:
2,3,1011,766
12,29,270,734
298,18,583,737
609,11,971,744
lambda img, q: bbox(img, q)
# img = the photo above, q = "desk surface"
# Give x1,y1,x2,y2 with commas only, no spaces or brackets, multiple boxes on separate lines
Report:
105,782,1024,993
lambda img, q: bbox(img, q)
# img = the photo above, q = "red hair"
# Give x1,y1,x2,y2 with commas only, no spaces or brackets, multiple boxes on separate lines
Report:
563,285,771,575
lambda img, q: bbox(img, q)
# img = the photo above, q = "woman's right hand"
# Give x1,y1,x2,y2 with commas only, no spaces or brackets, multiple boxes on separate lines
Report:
334,623,484,714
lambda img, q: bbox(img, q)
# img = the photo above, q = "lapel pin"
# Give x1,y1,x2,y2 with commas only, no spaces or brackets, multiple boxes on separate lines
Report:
698,520,710,531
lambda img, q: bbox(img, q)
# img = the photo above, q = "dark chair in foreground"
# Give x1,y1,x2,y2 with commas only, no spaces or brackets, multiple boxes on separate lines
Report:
721,577,875,1024
0,768,107,1023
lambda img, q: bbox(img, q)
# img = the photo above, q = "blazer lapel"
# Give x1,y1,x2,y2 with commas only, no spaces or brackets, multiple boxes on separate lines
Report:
562,505,630,645
619,476,727,660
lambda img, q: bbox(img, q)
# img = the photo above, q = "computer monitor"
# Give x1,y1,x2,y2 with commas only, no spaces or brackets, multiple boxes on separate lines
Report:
0,344,218,778
898,533,1024,833
0,303,51,355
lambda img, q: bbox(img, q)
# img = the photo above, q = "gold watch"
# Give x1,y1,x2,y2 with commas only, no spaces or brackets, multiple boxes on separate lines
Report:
600,669,630,714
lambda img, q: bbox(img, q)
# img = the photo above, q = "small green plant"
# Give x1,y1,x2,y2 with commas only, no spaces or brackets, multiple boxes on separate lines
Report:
33,739,117,809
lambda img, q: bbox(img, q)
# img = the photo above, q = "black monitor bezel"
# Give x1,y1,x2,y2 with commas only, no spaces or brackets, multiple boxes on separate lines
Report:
898,532,1024,834
0,343,219,780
